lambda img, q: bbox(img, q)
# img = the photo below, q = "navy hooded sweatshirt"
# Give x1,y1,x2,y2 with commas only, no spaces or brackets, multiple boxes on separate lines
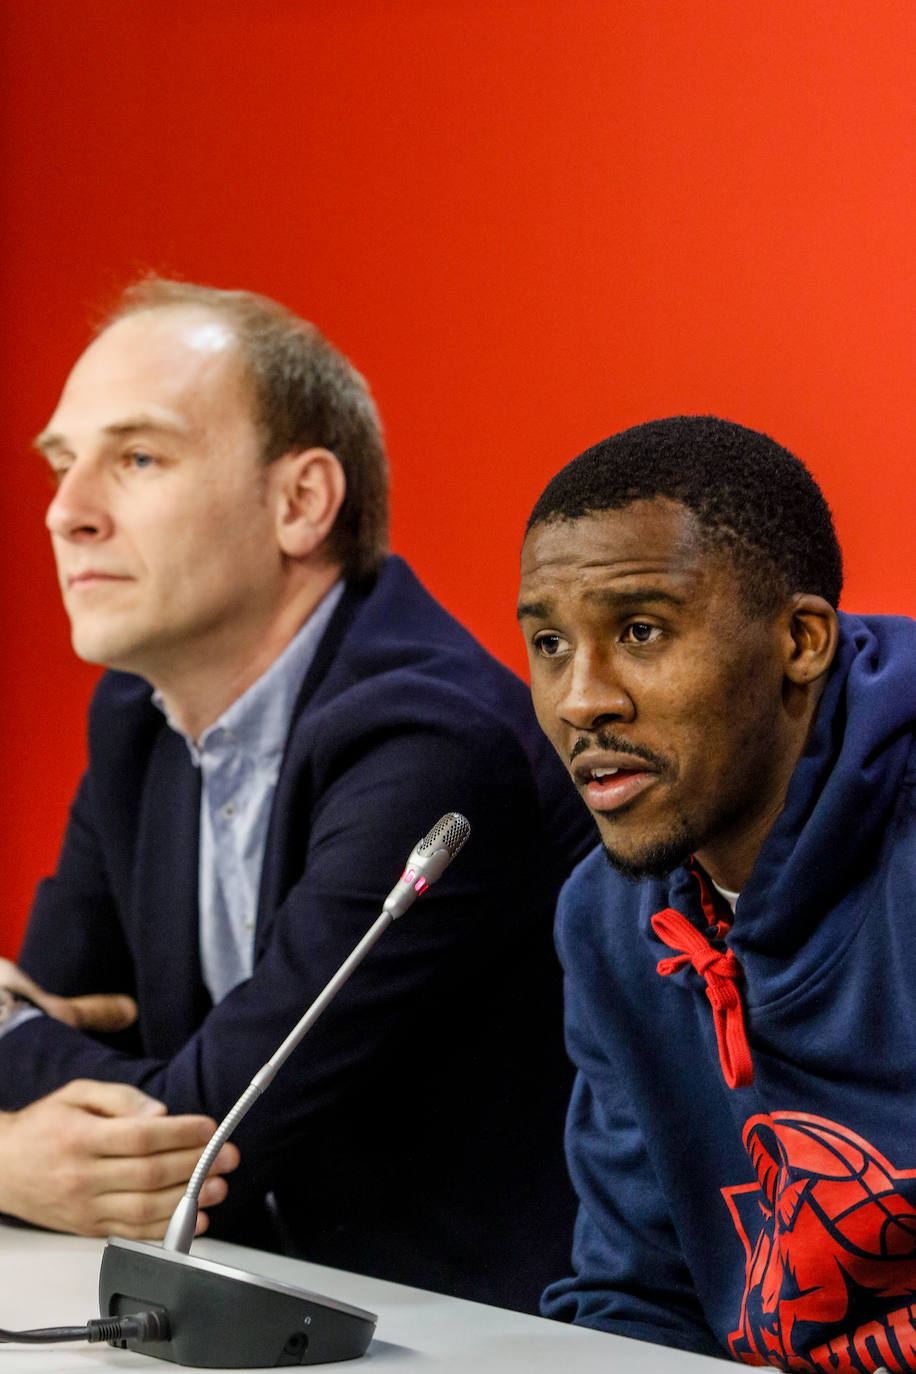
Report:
542,612,916,1371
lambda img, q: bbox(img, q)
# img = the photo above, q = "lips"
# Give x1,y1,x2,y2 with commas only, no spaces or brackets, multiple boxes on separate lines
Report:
572,752,661,815
66,570,132,588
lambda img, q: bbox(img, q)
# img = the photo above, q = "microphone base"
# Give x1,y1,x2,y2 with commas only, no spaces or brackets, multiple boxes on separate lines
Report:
98,1237,377,1367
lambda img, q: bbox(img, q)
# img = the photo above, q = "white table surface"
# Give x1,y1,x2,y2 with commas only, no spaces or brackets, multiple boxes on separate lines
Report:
0,1225,723,1373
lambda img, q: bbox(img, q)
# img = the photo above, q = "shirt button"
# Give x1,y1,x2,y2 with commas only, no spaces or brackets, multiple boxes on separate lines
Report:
244,913,255,932
220,801,237,821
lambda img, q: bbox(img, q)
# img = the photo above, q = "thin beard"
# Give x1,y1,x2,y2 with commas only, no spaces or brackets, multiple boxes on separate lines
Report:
601,811,694,883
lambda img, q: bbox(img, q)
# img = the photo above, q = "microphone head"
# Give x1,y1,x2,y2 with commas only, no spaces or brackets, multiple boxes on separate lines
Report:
416,812,471,862
382,813,472,919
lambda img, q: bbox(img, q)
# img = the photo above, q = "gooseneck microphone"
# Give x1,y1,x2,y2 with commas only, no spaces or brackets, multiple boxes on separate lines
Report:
164,810,471,1254
98,813,471,1367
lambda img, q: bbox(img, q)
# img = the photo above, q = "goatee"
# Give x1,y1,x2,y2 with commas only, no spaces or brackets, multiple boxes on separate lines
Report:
601,833,692,884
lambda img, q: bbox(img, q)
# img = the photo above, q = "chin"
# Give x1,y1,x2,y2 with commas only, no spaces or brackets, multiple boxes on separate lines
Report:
602,844,691,884
600,817,695,884
71,639,110,667
70,631,140,672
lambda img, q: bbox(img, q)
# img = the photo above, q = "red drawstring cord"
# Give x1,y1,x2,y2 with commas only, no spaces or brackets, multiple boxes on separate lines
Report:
651,906,754,1089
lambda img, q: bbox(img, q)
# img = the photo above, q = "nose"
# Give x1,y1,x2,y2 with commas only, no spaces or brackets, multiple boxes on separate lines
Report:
45,459,113,542
557,646,635,732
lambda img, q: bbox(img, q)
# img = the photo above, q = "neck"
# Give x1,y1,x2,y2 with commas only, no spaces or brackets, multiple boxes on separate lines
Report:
695,677,827,893
695,793,789,893
151,566,340,740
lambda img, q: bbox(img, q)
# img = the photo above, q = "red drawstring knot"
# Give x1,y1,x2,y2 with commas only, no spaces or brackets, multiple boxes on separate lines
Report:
651,906,754,1089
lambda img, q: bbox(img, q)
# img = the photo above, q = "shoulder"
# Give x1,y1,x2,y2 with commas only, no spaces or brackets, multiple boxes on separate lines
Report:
340,558,529,692
308,558,547,761
286,558,594,868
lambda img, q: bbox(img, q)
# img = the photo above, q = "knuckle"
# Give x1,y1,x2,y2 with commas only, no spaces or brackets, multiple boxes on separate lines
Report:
118,1120,153,1155
53,1163,89,1202
133,1156,167,1191
58,1114,87,1147
120,1192,160,1226
60,1078,92,1101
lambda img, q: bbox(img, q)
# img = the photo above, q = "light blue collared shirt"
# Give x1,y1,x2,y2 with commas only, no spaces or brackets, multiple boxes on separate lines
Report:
0,584,344,1041
160,582,344,1003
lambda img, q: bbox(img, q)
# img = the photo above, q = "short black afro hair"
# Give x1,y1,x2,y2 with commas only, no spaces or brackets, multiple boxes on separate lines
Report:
526,416,843,612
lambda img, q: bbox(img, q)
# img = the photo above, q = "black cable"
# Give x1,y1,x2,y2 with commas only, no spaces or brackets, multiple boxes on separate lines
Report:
0,1310,170,1345
0,1325,88,1344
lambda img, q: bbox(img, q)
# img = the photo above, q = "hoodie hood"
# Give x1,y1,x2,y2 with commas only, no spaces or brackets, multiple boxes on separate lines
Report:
641,613,916,1007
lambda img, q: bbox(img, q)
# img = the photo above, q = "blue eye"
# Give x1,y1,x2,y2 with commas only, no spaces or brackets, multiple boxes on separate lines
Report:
129,450,155,469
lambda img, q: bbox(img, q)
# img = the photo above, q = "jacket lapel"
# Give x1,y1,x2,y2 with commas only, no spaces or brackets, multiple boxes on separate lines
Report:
254,581,368,957
132,727,212,1053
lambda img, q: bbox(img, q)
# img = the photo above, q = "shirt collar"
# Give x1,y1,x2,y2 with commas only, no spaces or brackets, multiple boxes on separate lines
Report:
155,580,344,766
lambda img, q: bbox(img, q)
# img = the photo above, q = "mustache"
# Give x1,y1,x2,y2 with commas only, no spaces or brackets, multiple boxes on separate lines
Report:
569,730,670,775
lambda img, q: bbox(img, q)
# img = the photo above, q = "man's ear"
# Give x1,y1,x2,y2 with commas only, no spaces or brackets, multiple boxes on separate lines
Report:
782,594,839,686
272,448,346,559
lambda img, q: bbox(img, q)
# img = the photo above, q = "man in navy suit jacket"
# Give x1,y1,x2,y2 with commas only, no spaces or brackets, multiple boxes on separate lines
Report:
0,280,591,1312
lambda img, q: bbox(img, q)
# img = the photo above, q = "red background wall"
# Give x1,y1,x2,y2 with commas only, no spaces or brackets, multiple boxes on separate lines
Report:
0,1,912,955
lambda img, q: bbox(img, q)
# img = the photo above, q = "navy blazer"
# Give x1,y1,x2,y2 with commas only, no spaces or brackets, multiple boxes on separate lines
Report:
6,557,593,1312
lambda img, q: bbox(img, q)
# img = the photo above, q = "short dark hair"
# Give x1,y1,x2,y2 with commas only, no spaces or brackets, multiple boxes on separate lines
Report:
103,278,389,582
526,416,843,611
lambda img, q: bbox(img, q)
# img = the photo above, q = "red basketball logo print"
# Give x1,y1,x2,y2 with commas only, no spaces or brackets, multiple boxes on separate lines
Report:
722,1112,916,1371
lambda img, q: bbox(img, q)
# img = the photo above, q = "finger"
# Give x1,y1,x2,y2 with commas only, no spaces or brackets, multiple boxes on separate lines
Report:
84,1137,240,1195
94,1114,240,1166
57,1079,166,1118
91,1178,229,1238
68,1146,215,1201
91,1113,216,1161
90,1209,213,1241
0,968,138,1031
56,993,138,1033
207,1142,241,1176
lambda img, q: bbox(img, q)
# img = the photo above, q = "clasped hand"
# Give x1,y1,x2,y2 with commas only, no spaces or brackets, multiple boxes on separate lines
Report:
0,959,238,1238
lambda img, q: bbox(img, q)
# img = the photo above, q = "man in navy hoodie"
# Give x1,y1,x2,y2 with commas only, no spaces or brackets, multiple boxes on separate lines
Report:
0,279,591,1313
517,416,915,1369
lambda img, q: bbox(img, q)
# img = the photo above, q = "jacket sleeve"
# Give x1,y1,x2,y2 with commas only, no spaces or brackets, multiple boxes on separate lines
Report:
0,709,558,1205
540,911,726,1359
18,771,140,1005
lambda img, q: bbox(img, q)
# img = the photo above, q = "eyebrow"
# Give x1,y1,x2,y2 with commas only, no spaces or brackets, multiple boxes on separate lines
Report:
33,415,190,454
587,586,687,611
516,599,550,621
517,586,688,621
